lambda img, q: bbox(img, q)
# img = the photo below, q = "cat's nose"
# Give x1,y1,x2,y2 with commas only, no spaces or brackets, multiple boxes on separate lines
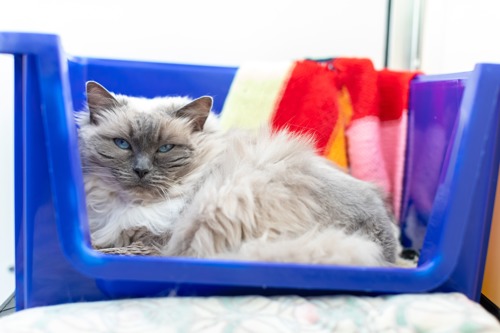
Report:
134,168,150,179
133,154,152,179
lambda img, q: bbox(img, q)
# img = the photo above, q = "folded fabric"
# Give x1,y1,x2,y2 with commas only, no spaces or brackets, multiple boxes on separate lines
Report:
332,58,419,219
220,62,294,130
219,58,419,220
220,60,349,169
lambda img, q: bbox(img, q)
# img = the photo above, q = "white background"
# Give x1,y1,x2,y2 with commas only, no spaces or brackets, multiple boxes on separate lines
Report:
2,0,500,305
420,0,500,73
0,0,389,303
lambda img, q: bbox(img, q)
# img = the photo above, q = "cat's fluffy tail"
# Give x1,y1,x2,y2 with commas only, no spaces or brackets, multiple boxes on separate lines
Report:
215,227,390,267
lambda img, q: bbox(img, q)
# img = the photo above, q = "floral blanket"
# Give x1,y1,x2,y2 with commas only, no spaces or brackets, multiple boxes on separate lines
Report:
0,293,498,332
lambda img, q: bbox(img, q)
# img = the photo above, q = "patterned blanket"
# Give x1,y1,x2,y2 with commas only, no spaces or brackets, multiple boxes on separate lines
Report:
1,293,498,332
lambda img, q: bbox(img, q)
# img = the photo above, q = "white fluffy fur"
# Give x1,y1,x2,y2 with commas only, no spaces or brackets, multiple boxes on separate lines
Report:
85,176,184,247
79,87,402,266
162,128,399,266
217,228,387,266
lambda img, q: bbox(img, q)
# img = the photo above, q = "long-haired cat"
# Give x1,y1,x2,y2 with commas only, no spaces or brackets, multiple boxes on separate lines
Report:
77,81,401,266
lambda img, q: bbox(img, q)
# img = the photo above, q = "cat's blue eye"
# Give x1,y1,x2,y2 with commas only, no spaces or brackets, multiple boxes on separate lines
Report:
114,138,131,150
158,144,174,153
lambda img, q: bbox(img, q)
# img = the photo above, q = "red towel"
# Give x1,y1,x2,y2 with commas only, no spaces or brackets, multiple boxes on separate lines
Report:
272,60,340,155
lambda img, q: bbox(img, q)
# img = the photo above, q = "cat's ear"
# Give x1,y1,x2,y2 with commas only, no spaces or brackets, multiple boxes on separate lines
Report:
86,81,119,125
176,96,213,132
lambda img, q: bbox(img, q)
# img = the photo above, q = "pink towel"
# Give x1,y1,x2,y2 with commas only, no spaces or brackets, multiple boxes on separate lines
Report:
332,58,419,219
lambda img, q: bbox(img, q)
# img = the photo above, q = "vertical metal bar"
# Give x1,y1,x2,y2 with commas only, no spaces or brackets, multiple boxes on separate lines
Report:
409,0,423,70
384,0,393,68
386,0,424,70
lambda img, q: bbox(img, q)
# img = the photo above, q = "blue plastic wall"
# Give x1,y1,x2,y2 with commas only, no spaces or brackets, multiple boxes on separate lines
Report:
67,57,236,114
401,76,465,249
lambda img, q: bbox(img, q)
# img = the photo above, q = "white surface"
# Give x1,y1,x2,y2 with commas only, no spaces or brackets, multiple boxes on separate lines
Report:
0,55,14,303
420,0,500,73
0,0,388,67
0,0,389,302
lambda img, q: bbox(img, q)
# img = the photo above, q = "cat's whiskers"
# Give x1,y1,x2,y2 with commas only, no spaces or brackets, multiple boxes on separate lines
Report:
156,186,170,201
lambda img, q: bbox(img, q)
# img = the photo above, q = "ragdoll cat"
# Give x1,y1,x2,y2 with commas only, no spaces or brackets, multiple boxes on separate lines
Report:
77,81,401,266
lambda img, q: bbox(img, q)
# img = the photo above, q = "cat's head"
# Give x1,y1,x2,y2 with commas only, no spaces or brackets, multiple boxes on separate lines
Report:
77,81,214,201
